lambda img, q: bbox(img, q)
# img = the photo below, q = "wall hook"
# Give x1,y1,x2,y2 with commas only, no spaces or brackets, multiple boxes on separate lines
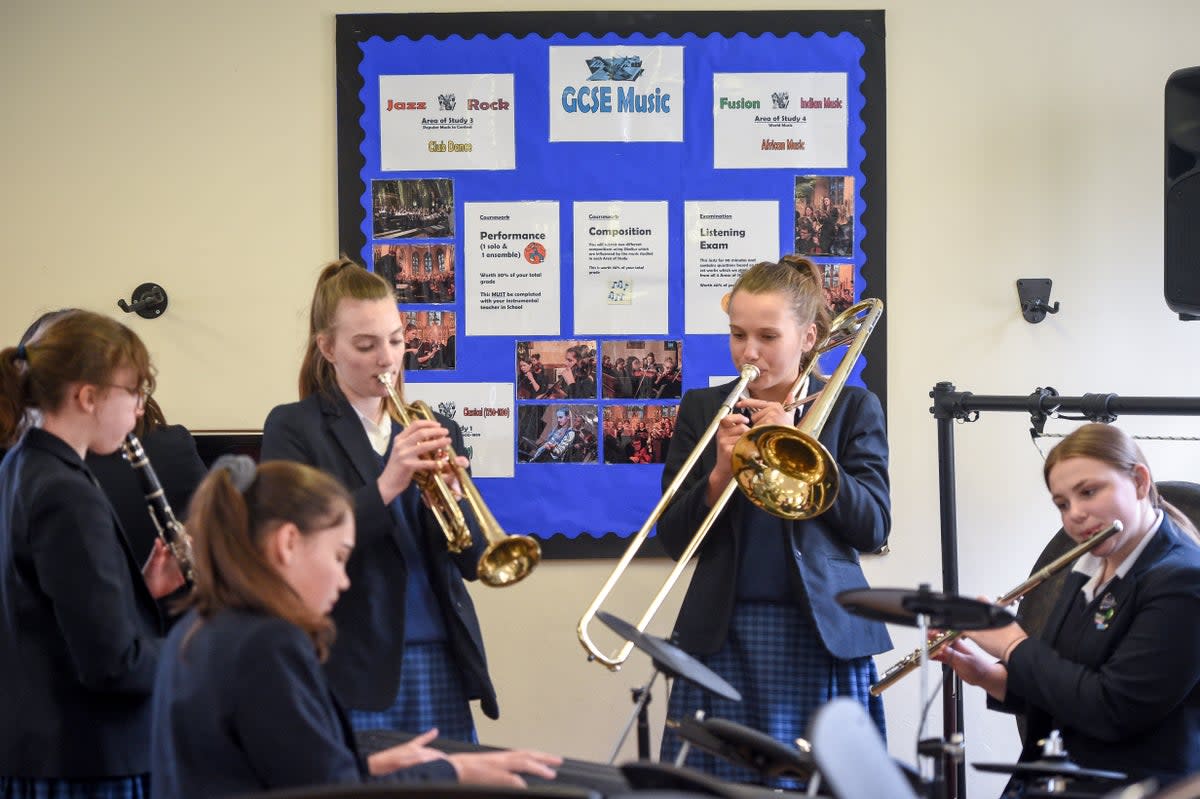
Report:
1016,278,1060,324
117,283,169,319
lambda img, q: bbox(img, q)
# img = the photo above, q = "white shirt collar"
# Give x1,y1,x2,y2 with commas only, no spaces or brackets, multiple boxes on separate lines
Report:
352,404,392,456
1072,510,1163,602
794,375,812,422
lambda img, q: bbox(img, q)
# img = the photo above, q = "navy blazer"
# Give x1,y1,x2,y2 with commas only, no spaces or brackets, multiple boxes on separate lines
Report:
657,378,892,660
262,388,498,718
1000,514,1200,782
151,609,457,799
0,428,163,778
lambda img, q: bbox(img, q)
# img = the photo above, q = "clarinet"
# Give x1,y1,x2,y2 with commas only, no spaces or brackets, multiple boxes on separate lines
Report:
121,432,196,587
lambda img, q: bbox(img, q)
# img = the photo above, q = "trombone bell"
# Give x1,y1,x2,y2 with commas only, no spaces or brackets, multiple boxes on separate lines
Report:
732,426,839,520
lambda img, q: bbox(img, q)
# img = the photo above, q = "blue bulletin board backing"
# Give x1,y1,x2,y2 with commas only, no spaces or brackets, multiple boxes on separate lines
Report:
336,12,886,557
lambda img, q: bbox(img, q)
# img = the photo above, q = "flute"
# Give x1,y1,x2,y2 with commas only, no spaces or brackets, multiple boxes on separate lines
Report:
869,520,1123,696
121,432,196,588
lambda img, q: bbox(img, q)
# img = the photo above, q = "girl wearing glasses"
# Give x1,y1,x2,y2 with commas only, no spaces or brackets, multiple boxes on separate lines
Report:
0,309,183,799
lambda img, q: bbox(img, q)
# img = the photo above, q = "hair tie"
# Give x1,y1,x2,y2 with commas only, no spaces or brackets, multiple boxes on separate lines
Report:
13,343,27,362
211,454,258,493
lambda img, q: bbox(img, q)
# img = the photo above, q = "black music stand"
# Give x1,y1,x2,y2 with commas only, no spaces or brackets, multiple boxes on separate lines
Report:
595,611,741,764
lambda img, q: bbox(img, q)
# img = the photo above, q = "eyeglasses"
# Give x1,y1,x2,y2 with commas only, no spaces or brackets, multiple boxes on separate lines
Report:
105,383,149,406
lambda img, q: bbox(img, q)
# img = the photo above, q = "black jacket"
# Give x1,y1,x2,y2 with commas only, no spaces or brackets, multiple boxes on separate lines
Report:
657,378,892,660
998,514,1200,782
0,428,163,777
261,388,497,718
150,609,456,799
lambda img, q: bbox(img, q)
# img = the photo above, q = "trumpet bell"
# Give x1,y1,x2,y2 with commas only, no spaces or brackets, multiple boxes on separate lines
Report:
478,536,542,587
732,425,839,520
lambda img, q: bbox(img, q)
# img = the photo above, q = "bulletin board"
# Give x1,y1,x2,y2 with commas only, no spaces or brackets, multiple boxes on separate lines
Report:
335,11,887,557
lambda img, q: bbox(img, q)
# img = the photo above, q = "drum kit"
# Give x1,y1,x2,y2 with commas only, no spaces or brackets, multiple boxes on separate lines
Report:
598,584,1137,799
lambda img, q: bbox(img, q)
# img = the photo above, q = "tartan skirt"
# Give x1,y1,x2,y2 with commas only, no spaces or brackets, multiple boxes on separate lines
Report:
346,640,478,743
659,601,885,788
0,775,148,799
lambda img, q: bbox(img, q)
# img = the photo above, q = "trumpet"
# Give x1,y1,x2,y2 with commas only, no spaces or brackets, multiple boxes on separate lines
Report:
869,520,1122,696
577,299,883,670
377,373,540,587
121,433,196,587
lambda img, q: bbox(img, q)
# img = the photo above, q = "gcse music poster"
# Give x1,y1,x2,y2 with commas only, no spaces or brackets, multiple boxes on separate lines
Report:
336,11,887,555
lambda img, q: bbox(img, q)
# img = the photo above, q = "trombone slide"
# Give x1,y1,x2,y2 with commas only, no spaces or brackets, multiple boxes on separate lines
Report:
576,364,760,670
869,520,1123,696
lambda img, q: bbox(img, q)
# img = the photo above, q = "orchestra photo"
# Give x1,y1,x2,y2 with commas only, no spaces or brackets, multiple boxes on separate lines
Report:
602,404,678,465
373,243,456,305
400,310,456,371
600,340,683,400
794,175,854,259
516,340,597,401
372,179,455,240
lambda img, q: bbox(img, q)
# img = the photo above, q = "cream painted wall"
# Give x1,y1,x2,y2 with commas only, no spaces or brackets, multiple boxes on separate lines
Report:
4,1,1200,796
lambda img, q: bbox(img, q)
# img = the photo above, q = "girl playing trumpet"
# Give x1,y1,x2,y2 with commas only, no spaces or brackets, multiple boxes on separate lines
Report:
262,258,493,742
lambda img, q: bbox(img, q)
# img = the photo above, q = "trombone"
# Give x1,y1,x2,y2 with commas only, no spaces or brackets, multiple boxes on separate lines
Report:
577,299,883,669
378,373,541,588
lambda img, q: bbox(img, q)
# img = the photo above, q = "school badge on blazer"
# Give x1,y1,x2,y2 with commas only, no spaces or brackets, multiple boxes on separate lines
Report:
1094,592,1118,630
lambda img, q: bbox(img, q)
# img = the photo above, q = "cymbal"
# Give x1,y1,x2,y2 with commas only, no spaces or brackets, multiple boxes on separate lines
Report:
595,611,742,702
973,758,1127,782
837,586,1017,630
668,715,815,779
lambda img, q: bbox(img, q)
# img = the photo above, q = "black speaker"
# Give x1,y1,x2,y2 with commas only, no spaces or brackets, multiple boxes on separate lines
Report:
1166,66,1200,319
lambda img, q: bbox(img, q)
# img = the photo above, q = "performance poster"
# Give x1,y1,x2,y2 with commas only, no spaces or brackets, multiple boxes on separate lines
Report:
338,13,886,555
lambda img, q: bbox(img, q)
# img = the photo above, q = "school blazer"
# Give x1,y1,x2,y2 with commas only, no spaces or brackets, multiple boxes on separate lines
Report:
150,609,457,799
0,428,163,778
262,389,498,718
657,378,893,660
1001,515,1200,782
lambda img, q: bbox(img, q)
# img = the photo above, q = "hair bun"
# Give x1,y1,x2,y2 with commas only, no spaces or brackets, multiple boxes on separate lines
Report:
212,454,258,493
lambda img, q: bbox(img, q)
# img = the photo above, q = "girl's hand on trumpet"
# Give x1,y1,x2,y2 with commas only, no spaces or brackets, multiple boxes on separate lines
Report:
377,418,453,504
435,453,471,501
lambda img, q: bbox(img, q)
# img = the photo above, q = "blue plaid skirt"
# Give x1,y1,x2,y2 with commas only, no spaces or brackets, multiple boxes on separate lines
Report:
346,640,478,743
0,775,148,799
659,601,885,788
